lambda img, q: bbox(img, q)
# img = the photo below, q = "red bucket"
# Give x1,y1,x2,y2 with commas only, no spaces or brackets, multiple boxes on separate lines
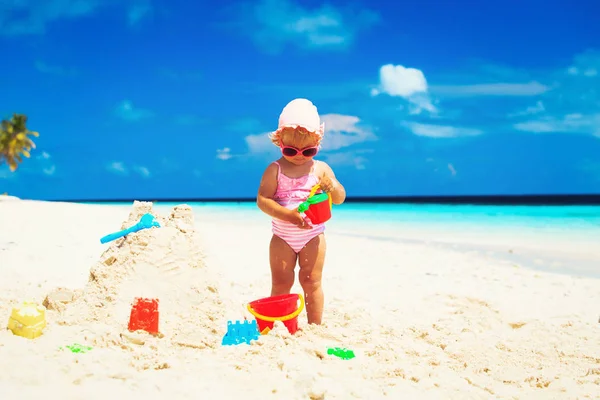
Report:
304,193,332,224
305,200,331,224
247,293,305,335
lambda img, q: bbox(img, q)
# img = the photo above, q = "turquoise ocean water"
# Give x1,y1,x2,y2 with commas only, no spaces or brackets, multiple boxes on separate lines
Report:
155,202,600,229
93,201,600,230
90,201,599,277
93,201,600,240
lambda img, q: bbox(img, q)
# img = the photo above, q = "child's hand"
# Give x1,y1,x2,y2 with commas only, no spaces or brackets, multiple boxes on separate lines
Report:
289,211,312,229
319,175,337,194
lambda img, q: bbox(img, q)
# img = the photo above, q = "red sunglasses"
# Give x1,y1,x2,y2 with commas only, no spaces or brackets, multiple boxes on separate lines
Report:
280,144,319,158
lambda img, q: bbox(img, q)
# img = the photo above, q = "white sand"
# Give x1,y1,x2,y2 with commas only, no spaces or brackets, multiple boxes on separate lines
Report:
1,200,599,399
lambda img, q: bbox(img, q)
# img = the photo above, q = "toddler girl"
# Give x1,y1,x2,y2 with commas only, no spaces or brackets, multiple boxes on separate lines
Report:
256,98,346,325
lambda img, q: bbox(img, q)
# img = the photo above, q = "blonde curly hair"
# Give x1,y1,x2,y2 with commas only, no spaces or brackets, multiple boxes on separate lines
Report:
269,126,323,149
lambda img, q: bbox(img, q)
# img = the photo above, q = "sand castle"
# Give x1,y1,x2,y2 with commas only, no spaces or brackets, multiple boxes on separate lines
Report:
42,201,228,367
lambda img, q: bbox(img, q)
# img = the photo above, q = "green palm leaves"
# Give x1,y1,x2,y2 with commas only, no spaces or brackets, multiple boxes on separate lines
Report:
0,114,39,172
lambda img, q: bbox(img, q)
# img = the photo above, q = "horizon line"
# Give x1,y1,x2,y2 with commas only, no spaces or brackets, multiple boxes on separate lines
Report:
45,193,600,205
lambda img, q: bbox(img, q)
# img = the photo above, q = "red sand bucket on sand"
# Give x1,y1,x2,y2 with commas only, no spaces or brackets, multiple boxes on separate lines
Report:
297,184,333,224
247,293,305,335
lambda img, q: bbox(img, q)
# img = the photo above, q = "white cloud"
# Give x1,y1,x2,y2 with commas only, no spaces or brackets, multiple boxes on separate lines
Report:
1,150,57,177
107,161,127,175
372,64,437,114
43,165,56,175
405,122,483,138
114,100,153,121
323,149,373,170
566,50,600,78
420,50,596,102
426,158,459,177
430,81,551,97
319,114,376,151
0,0,154,36
37,151,56,176
216,147,234,160
406,95,438,115
372,64,428,97
514,113,600,137
244,133,277,155
447,163,457,177
106,161,151,177
133,165,150,178
565,66,596,77
508,100,546,118
372,50,597,139
213,146,251,161
508,50,600,138
234,0,379,53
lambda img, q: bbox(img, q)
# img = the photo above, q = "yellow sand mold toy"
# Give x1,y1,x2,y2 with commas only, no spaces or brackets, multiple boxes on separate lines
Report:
7,301,47,339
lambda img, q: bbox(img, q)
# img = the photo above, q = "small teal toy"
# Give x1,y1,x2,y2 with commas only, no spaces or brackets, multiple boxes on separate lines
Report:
100,213,160,244
222,320,260,346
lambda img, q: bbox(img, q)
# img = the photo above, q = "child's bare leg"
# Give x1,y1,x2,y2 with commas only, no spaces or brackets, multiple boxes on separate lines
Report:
269,235,297,296
298,233,326,325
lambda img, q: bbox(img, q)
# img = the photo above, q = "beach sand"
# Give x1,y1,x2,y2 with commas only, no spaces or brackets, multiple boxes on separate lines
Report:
0,200,599,399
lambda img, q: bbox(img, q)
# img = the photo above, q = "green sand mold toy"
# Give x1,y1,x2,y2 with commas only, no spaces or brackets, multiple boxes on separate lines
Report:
327,347,355,360
60,343,93,353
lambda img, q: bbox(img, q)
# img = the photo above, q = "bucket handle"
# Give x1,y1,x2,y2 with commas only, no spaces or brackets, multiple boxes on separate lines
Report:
246,294,305,323
298,184,333,213
309,184,332,210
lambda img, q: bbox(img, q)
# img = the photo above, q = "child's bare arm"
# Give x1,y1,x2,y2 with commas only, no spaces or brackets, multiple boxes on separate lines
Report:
318,162,346,205
256,163,298,222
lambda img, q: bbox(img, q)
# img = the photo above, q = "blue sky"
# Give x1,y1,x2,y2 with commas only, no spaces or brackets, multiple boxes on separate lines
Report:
0,0,599,200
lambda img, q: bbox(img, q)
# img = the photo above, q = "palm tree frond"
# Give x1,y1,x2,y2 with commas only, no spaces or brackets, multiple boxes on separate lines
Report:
0,113,40,172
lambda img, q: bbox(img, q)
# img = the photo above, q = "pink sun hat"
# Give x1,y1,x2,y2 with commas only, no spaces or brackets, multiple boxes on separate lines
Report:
273,98,325,138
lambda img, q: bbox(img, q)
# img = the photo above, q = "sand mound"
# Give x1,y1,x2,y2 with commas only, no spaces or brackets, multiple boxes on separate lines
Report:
47,201,228,369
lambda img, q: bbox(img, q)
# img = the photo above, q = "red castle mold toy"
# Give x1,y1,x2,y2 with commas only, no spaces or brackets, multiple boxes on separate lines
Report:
128,297,159,335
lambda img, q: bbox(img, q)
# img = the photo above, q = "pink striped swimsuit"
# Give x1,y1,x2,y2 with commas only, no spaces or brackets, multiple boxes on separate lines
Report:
271,161,326,253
